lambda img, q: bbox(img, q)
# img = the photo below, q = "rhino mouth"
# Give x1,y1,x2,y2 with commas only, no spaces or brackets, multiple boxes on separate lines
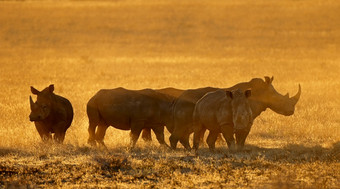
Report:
29,115,43,122
283,110,294,116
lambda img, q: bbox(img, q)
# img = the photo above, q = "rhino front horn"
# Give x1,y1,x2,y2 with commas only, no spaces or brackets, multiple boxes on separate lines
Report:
291,84,301,105
30,96,34,108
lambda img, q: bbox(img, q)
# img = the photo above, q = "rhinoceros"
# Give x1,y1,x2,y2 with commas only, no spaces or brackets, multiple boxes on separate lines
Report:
170,76,301,150
193,89,252,152
29,85,73,143
141,87,184,141
86,87,179,148
170,87,218,150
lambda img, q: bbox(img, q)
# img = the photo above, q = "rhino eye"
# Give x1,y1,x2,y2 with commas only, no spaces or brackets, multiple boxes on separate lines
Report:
42,105,48,109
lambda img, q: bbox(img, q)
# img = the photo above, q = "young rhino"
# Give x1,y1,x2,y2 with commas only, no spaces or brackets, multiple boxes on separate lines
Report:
29,85,73,143
193,89,252,152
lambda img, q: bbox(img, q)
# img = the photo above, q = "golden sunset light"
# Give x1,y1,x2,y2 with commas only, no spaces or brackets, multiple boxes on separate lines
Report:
0,0,339,188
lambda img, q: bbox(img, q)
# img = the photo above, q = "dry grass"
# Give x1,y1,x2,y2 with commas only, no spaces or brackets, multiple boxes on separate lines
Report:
0,0,339,188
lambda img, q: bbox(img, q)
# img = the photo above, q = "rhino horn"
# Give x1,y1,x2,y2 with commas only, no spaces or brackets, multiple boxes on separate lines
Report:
291,84,301,105
284,93,289,98
30,96,34,108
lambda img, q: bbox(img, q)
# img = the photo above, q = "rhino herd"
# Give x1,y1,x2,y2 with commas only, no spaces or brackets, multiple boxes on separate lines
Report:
29,76,301,153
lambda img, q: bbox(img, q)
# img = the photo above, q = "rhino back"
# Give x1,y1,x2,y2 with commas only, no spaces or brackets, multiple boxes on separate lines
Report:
156,87,184,98
174,87,218,123
87,88,168,129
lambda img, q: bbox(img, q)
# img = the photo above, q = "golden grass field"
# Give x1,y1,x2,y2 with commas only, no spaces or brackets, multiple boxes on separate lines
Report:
0,0,339,188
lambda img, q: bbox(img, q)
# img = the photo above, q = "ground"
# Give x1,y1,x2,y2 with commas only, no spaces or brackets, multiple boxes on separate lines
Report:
0,0,339,188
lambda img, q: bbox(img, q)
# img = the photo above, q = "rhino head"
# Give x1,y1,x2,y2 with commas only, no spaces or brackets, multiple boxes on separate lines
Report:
234,76,301,149
226,89,253,131
29,84,54,122
249,76,301,116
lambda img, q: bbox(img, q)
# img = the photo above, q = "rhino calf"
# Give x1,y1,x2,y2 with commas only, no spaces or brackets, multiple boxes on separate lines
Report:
193,89,252,152
29,85,73,143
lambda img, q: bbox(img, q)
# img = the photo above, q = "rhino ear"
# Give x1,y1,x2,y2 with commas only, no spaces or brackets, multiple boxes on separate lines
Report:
31,86,40,95
245,90,251,98
226,91,233,99
264,76,272,84
48,84,54,93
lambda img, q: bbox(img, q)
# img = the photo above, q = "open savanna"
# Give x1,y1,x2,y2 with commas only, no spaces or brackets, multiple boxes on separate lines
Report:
0,0,339,188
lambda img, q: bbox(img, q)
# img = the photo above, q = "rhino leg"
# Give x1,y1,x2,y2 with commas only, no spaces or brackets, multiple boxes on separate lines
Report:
221,124,236,150
193,126,205,152
87,106,100,146
199,128,206,146
170,124,190,150
169,133,180,150
35,123,52,142
53,122,67,143
129,121,144,149
235,130,250,150
54,132,65,143
179,132,191,151
88,123,97,146
206,130,219,152
40,132,52,142
152,126,169,148
95,124,109,148
141,128,152,142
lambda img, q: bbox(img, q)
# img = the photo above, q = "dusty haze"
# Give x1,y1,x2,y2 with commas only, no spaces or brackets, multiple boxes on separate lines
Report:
0,0,339,188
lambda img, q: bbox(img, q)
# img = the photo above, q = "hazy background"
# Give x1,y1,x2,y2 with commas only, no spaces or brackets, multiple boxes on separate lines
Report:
0,0,339,188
